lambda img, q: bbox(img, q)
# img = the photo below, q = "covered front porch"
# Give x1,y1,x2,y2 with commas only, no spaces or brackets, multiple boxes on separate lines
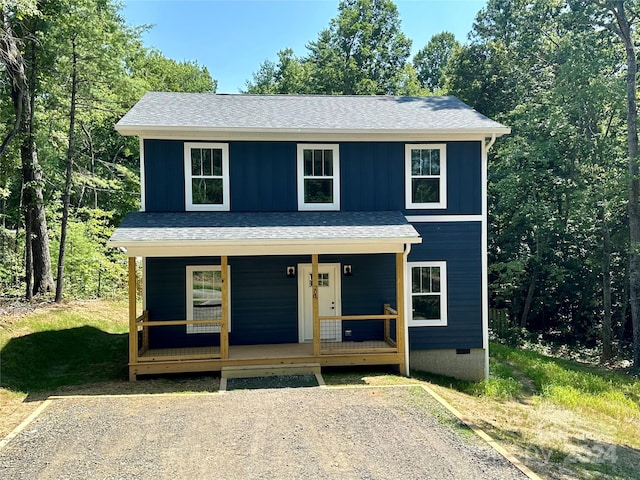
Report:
110,211,421,381
126,254,406,380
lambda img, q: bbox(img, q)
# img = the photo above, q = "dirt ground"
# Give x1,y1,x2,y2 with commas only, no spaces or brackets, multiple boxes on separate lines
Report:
0,385,527,480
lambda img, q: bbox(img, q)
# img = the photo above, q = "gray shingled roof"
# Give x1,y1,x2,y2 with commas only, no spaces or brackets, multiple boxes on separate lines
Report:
108,211,420,244
116,92,509,134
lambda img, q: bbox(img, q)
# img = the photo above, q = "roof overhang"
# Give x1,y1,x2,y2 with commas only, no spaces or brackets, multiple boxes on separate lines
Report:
115,125,511,143
108,211,422,258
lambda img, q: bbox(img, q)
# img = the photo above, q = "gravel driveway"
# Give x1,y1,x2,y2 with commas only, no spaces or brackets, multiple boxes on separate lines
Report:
0,385,527,479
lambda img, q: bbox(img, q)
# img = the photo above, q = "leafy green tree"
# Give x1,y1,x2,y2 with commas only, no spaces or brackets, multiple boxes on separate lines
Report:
307,0,412,94
247,0,413,96
245,49,309,94
447,0,630,362
413,31,459,93
130,49,216,93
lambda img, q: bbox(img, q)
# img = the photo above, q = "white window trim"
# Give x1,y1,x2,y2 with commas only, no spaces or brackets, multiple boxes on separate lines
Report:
405,144,447,210
297,143,340,211
407,261,447,327
184,142,230,211
186,265,231,334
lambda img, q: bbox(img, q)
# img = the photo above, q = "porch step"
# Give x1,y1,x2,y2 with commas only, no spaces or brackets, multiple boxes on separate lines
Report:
221,363,321,379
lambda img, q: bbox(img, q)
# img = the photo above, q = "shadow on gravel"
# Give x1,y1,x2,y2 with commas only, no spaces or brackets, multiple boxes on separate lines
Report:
226,375,319,391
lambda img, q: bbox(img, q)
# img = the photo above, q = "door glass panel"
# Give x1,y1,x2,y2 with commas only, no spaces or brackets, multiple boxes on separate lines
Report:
308,272,330,287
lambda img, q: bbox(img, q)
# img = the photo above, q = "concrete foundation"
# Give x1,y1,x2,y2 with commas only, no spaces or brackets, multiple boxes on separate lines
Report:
409,348,486,382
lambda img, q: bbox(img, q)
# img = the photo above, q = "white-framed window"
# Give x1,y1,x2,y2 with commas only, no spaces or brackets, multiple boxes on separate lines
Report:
405,144,447,209
407,261,447,327
184,142,230,211
297,144,340,210
186,265,231,334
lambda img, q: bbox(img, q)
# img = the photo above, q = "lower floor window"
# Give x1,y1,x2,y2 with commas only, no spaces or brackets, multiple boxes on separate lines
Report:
186,265,230,334
408,261,447,326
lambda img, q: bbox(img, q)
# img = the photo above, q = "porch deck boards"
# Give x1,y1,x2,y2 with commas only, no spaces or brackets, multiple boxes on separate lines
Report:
137,341,395,364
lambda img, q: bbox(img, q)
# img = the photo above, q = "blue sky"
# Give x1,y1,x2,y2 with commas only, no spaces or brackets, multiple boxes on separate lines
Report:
121,0,488,93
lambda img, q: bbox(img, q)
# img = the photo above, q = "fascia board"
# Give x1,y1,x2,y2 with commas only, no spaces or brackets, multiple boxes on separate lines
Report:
115,125,511,142
109,236,422,257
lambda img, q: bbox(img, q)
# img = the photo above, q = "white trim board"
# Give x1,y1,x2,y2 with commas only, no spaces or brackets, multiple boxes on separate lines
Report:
139,138,146,212
119,126,510,142
481,138,490,380
405,215,482,223
128,131,506,143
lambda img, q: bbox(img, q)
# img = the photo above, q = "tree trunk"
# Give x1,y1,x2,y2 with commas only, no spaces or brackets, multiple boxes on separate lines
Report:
22,142,54,296
1,10,54,299
55,38,78,303
24,205,33,301
612,1,640,370
601,213,613,362
520,267,537,328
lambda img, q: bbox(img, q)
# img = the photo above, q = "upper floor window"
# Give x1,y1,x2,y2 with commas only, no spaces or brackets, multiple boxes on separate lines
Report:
408,261,447,327
297,144,340,210
184,142,230,211
405,144,446,209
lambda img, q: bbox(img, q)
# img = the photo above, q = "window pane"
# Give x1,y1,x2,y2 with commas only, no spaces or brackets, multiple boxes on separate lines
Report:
191,149,202,176
323,150,333,176
429,149,440,175
304,179,333,203
304,150,313,176
412,178,440,203
213,149,223,176
202,148,212,176
192,270,221,320
411,150,422,175
192,178,223,204
412,267,422,293
313,150,323,176
413,295,440,320
421,267,431,293
431,267,441,293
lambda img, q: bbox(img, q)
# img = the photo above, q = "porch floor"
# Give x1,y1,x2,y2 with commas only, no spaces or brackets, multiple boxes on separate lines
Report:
138,341,394,362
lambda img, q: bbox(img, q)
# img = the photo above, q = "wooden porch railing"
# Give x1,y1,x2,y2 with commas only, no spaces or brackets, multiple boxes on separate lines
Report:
133,310,226,360
317,304,399,355
383,304,398,347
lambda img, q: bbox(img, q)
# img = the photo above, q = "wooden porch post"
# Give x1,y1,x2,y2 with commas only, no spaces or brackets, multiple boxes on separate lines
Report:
220,255,229,360
396,252,407,376
312,253,320,356
128,257,138,381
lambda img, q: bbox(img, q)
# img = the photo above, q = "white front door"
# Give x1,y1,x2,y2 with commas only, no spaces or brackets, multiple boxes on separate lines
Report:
298,263,341,343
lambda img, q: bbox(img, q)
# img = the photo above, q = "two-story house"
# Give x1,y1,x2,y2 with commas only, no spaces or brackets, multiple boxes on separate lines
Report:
108,93,509,382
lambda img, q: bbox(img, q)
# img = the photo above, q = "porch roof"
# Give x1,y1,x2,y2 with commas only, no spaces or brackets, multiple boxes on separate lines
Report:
108,211,422,257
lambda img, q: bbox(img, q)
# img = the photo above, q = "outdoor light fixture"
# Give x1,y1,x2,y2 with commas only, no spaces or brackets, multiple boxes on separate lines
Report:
343,265,353,276
286,266,296,278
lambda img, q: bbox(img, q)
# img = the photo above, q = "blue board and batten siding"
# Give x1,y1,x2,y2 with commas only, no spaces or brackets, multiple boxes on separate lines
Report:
145,254,397,349
142,138,484,352
408,222,483,350
142,140,481,215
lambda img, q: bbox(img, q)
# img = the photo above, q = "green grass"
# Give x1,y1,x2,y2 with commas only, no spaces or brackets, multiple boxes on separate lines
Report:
0,301,129,392
489,342,640,420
